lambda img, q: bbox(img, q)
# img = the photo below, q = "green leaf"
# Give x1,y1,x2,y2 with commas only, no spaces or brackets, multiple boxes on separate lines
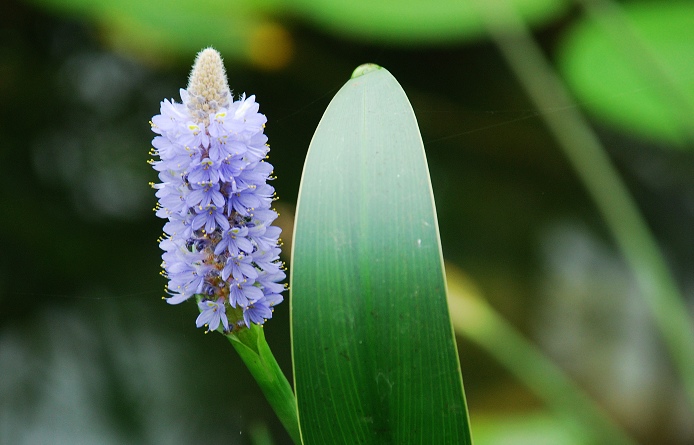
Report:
25,0,286,67
291,65,471,444
557,2,694,146
472,412,585,445
284,0,568,44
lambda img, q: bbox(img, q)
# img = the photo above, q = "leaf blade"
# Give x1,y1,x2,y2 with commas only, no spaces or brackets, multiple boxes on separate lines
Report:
291,66,471,444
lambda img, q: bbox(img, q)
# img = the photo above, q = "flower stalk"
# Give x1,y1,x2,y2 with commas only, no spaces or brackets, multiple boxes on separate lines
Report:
228,325,301,444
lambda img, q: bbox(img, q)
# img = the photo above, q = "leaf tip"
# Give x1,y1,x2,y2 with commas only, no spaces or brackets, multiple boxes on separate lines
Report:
351,63,382,79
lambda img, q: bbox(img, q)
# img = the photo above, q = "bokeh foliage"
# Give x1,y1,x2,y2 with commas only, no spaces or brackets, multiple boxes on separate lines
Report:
558,2,694,146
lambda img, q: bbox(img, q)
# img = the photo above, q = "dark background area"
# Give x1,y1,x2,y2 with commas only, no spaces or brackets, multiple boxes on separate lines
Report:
1,0,693,443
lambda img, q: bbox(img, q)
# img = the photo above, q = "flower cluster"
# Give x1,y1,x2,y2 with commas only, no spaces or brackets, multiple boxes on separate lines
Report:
149,48,285,333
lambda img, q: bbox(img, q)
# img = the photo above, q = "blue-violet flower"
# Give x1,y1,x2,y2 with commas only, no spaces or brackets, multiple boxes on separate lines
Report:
149,48,285,333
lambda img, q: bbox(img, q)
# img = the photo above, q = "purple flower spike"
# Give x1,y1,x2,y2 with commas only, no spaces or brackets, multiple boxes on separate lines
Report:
150,48,285,333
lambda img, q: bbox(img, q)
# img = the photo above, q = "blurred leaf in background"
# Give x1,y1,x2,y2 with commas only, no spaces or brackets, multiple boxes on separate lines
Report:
473,412,584,445
25,0,294,69
558,2,694,146
282,0,568,44
25,0,570,66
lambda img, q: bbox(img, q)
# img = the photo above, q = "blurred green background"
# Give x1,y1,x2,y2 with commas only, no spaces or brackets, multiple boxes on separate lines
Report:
1,0,692,444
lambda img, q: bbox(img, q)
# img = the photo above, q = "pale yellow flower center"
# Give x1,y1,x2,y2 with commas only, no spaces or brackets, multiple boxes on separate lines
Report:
185,48,231,125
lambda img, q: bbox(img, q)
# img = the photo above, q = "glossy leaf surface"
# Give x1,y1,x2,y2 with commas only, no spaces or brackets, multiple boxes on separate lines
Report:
291,66,471,444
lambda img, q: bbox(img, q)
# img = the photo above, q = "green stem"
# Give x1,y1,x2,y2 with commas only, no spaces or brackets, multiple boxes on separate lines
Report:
472,0,694,410
228,325,302,444
447,274,637,445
